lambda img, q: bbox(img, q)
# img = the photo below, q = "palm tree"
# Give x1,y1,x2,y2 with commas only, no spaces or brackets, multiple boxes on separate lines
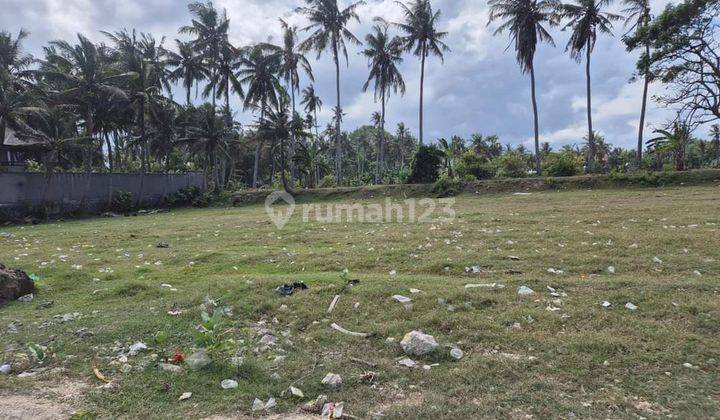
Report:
293,138,330,187
394,122,413,169
437,136,465,178
393,0,449,145
166,40,208,106
237,45,283,188
622,0,651,166
297,0,366,185
265,19,314,182
258,95,309,193
177,103,232,189
42,34,130,171
488,0,559,174
647,121,692,171
561,0,621,171
207,41,242,124
0,29,34,81
179,1,231,112
301,84,323,138
362,23,406,184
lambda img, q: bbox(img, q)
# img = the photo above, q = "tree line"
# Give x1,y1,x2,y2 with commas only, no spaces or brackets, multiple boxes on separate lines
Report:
0,0,718,192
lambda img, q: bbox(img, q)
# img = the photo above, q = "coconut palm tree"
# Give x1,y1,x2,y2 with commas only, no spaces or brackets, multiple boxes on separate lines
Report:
297,0,366,184
177,103,232,189
647,121,692,171
179,1,231,112
237,45,283,188
301,84,323,138
293,138,330,187
362,23,406,184
42,34,130,171
561,0,621,171
622,0,651,166
392,0,449,146
488,0,559,174
207,41,242,124
0,29,34,82
166,40,209,106
710,124,720,161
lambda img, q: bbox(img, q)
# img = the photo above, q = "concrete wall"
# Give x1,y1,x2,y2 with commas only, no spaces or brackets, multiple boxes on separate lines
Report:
0,172,206,218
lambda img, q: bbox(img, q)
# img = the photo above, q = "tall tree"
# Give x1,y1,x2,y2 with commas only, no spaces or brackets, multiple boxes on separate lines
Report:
166,40,208,106
561,0,621,171
362,23,405,184
711,124,720,161
488,0,559,174
393,0,449,145
237,45,283,188
180,1,230,112
0,29,35,144
298,0,365,185
42,34,130,171
301,84,323,138
621,0,651,166
265,19,314,182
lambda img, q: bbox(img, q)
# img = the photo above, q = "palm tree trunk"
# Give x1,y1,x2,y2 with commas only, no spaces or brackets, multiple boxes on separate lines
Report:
377,90,387,184
530,63,541,175
186,85,192,107
333,41,342,185
252,104,265,188
585,46,594,172
637,41,650,167
290,85,297,185
105,134,113,172
314,109,319,139
419,43,427,146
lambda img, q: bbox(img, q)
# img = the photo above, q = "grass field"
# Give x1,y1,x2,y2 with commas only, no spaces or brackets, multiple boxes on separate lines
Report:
1,185,719,418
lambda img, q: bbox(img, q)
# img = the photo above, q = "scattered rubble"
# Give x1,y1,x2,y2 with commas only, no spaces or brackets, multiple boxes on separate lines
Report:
0,264,35,307
321,373,343,389
517,286,535,296
220,379,238,389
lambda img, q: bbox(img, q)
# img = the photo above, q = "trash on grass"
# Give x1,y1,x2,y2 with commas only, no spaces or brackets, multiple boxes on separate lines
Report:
400,330,438,356
330,323,370,338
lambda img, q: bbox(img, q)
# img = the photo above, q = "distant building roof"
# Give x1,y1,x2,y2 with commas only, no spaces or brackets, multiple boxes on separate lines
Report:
2,126,47,148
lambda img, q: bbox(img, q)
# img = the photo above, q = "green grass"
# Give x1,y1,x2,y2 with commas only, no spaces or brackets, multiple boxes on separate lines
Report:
1,185,719,418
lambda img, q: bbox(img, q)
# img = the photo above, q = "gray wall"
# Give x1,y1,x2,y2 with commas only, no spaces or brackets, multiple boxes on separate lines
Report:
0,172,206,218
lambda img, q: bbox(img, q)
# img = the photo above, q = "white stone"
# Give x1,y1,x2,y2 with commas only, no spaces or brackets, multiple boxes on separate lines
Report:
400,330,438,356
221,379,238,389
517,286,535,296
0,364,11,375
289,386,304,398
321,372,342,389
178,392,192,401
398,357,417,367
601,301,611,308
625,302,638,311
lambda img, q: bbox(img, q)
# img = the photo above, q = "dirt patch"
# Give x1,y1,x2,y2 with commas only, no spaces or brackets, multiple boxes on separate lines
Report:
0,379,89,420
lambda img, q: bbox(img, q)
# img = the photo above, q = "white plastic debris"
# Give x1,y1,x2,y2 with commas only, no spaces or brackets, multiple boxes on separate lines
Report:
450,348,464,360
601,301,611,308
322,402,344,419
0,364,11,375
607,266,615,274
464,266,482,274
653,257,663,264
625,302,638,311
392,295,412,303
547,268,564,275
321,373,343,389
465,283,504,289
178,392,192,401
400,330,438,356
517,286,535,296
221,379,238,389
289,386,304,398
409,288,422,294
389,270,397,276
398,357,417,367
693,270,702,276
128,342,147,355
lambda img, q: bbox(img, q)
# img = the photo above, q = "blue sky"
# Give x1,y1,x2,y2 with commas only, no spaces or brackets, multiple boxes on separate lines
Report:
2,0,694,149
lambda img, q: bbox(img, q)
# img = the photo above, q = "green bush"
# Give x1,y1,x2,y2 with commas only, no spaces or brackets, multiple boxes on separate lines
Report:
432,174,462,197
406,145,444,184
166,186,206,207
542,153,583,177
495,153,529,178
111,190,134,213
455,150,495,180
318,175,337,188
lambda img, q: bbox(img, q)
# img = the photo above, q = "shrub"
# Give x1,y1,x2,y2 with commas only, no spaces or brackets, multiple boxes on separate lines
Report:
406,145,444,184
432,174,462,197
495,153,529,178
111,190,134,213
542,153,583,177
455,150,495,180
166,186,204,207
318,175,337,188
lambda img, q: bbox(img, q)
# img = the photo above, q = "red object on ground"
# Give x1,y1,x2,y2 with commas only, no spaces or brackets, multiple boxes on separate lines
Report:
172,353,184,364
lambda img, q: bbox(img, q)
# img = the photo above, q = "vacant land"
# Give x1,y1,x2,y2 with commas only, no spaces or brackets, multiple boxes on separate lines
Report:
1,185,719,418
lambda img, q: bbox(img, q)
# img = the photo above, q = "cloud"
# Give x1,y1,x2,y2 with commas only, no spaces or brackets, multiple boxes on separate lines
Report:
2,0,711,150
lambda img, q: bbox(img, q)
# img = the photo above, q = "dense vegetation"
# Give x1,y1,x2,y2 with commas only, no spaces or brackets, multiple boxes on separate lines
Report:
1,0,718,192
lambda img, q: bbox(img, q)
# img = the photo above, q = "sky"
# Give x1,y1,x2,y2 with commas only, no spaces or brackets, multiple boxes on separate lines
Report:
1,0,699,150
